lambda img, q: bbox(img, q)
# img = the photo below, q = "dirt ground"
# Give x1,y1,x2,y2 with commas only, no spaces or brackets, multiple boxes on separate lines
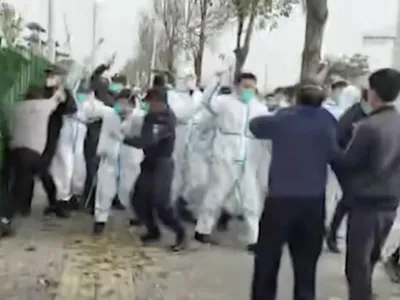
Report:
1,187,400,300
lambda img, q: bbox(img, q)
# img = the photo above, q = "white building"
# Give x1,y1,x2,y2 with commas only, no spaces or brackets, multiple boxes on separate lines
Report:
200,0,400,91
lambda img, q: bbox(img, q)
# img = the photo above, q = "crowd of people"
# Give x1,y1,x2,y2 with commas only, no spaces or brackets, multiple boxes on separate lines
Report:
0,55,400,300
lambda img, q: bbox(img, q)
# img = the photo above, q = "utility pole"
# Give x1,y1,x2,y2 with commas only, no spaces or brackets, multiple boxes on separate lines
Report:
392,0,400,70
47,0,56,62
149,18,157,86
91,1,98,70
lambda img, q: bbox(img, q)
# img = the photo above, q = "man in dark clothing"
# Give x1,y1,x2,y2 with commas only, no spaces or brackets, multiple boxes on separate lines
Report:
124,87,186,251
336,68,400,300
326,88,369,253
0,77,73,237
249,83,339,300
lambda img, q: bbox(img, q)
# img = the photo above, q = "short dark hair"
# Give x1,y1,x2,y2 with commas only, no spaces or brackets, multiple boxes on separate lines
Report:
369,68,400,102
331,80,348,90
235,72,257,84
112,73,127,85
361,88,368,101
283,85,296,99
115,88,132,100
296,80,326,107
145,87,167,103
153,75,165,87
274,87,284,94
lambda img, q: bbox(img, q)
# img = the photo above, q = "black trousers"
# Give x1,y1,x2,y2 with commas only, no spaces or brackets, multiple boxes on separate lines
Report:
83,139,99,207
3,148,57,219
346,208,395,300
329,197,349,236
251,197,325,300
131,158,184,235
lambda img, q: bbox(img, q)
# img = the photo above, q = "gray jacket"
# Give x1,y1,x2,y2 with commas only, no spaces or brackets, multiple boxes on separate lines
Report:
337,106,400,209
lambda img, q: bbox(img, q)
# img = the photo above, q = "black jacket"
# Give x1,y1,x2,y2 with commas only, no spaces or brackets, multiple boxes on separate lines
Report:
124,108,176,168
336,106,400,209
337,103,367,149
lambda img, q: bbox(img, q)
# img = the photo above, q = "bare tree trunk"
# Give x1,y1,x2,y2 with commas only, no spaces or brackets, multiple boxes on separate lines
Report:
234,0,257,77
194,0,208,81
300,0,328,82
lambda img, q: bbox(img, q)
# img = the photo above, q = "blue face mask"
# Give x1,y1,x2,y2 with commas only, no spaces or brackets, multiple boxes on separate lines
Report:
239,89,254,104
76,93,86,103
141,101,150,113
109,83,123,93
113,103,122,114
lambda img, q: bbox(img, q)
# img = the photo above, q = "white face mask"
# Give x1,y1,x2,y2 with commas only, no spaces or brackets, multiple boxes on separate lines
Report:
360,99,373,115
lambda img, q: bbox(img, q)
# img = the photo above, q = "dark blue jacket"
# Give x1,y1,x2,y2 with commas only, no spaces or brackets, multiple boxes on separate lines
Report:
249,105,339,199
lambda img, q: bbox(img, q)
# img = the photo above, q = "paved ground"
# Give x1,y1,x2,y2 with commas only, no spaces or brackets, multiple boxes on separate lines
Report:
1,185,400,299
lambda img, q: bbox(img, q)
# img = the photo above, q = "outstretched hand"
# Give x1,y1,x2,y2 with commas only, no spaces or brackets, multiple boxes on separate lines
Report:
106,52,117,68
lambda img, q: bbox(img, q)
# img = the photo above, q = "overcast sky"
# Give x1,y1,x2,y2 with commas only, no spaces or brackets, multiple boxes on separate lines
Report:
9,0,399,89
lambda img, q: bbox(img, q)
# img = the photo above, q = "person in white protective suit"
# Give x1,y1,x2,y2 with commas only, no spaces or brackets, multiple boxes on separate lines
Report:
177,107,215,223
49,87,88,211
168,74,204,212
194,72,271,252
82,89,143,234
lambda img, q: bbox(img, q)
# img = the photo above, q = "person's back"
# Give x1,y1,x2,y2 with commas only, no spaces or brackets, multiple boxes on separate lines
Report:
11,87,64,154
268,106,337,198
250,83,339,300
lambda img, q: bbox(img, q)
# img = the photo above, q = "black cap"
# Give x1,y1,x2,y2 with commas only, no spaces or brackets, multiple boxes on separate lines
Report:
145,87,167,103
44,64,67,75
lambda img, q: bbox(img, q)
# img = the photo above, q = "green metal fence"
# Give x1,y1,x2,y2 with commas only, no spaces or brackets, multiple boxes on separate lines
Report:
0,48,50,168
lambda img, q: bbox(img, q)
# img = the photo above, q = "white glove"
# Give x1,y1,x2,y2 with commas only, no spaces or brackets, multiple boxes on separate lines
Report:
53,87,66,102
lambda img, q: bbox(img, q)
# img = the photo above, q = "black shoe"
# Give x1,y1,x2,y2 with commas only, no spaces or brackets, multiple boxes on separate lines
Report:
43,202,70,218
194,231,218,245
68,196,80,211
0,218,13,237
129,219,142,227
326,234,340,253
93,222,106,235
112,199,125,211
140,231,161,243
171,230,187,252
216,210,232,232
247,243,257,254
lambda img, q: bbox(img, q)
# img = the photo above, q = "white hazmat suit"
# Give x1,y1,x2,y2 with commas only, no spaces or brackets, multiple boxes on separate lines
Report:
167,89,204,204
195,92,271,245
82,95,143,223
